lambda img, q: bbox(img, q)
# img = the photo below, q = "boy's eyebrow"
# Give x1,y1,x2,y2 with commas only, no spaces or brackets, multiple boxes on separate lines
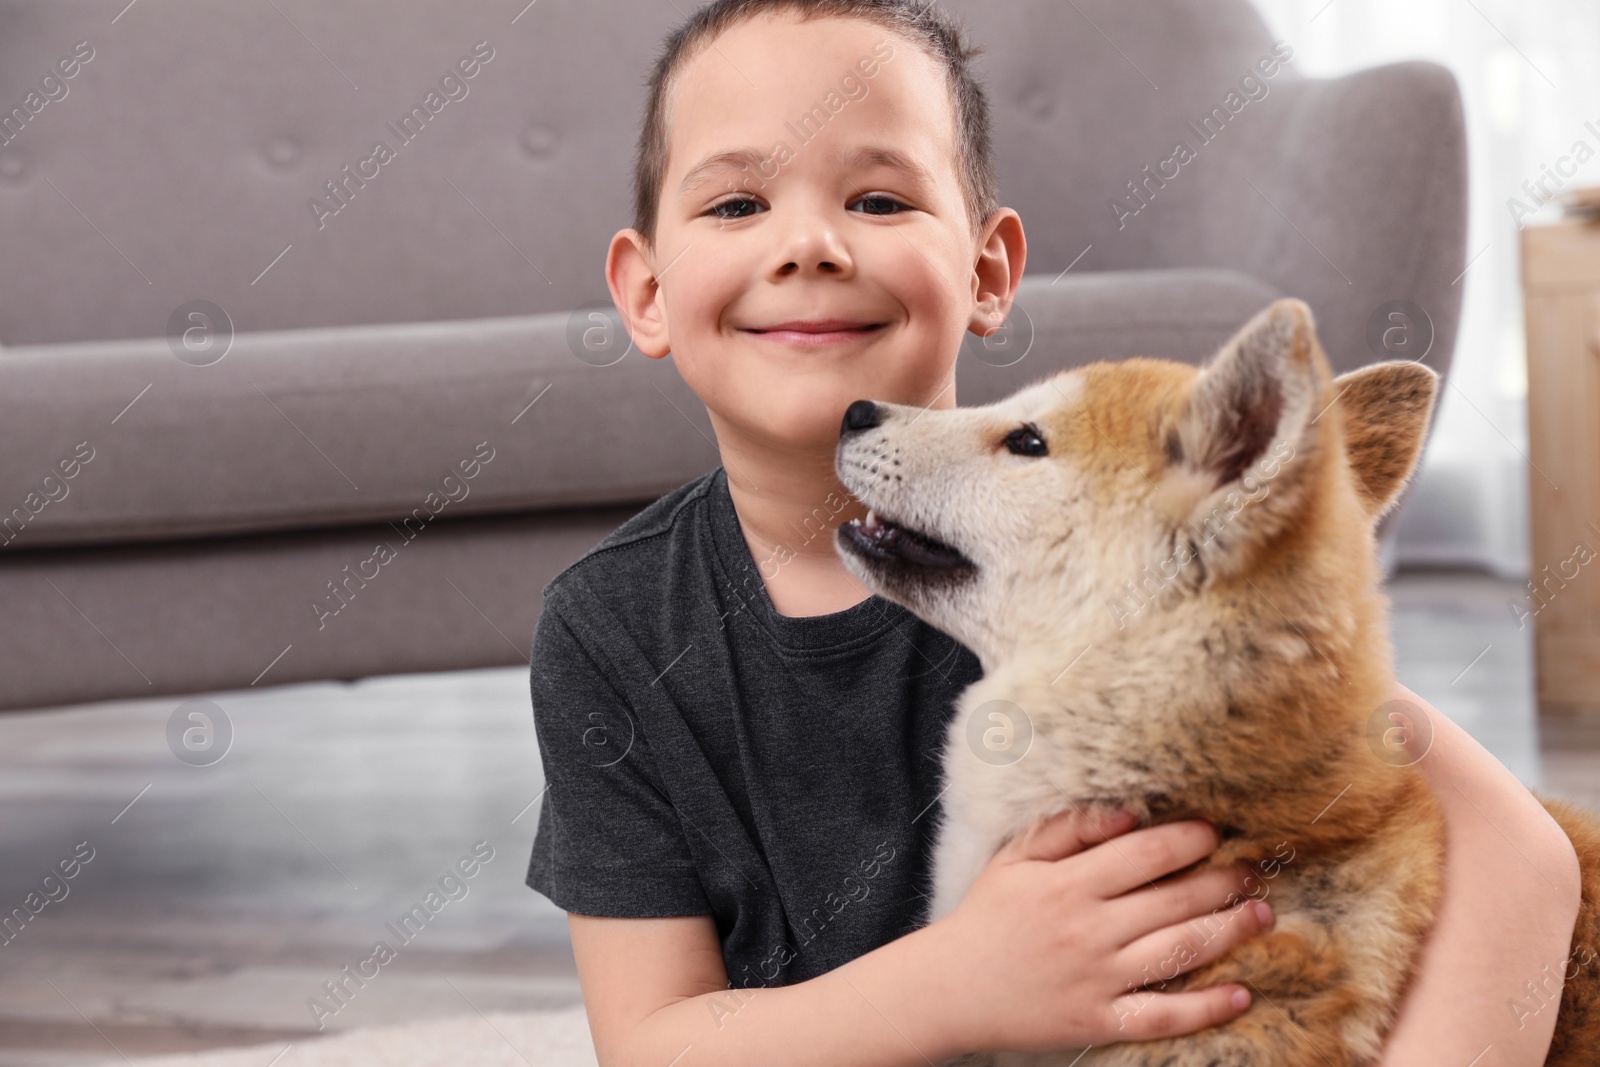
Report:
679,148,768,195
836,145,937,191
677,144,936,196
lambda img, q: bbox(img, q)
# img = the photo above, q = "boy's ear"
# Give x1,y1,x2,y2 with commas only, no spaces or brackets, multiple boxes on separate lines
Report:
1164,298,1329,578
1331,361,1439,520
606,228,671,360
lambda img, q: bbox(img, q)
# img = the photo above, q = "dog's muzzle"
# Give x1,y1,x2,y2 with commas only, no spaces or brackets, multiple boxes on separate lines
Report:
837,400,976,573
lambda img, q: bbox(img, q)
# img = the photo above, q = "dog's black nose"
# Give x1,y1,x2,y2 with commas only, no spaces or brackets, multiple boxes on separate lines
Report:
841,400,882,436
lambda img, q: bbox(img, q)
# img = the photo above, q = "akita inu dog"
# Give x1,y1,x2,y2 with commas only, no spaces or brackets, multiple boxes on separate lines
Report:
833,298,1600,1066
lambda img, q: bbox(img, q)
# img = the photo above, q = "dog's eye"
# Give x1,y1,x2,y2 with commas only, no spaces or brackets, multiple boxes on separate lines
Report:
1004,424,1048,457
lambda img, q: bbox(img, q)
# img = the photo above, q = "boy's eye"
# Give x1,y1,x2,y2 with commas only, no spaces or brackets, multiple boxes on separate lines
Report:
852,194,907,216
702,193,910,221
1003,424,1048,457
707,196,761,221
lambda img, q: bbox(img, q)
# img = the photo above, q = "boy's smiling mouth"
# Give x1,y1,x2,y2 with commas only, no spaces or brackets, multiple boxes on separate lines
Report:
740,320,889,346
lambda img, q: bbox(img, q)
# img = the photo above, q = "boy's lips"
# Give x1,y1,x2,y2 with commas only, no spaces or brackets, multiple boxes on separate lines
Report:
741,320,888,347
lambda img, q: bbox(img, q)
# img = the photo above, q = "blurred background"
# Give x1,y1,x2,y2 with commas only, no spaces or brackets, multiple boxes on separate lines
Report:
1254,0,1600,576
2,1,1598,1064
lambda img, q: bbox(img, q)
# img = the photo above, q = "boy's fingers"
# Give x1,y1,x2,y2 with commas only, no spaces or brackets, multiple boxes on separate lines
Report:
1110,862,1261,938
1116,894,1274,984
1080,820,1223,900
997,804,1138,864
1106,983,1251,1043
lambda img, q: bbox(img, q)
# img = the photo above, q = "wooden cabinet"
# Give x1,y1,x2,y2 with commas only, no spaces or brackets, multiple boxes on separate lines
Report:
1521,217,1600,711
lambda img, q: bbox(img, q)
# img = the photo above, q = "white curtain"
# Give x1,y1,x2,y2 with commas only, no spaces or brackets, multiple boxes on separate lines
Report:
1251,0,1600,578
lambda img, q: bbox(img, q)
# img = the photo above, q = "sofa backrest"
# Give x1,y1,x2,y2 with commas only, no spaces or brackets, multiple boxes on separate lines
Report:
1,0,1290,347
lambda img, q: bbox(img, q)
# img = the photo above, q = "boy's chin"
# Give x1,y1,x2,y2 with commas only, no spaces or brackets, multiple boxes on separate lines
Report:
727,401,864,456
756,422,854,457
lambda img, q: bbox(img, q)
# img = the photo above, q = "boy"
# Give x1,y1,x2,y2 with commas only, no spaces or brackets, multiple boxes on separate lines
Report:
527,2,1583,1064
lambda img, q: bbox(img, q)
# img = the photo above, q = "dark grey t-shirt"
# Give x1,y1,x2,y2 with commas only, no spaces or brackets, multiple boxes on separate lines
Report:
526,465,983,988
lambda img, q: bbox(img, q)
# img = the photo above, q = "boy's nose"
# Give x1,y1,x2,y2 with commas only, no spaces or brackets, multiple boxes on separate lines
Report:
841,400,882,436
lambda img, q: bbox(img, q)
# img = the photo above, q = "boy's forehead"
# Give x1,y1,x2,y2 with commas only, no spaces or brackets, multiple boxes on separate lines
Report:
663,14,957,193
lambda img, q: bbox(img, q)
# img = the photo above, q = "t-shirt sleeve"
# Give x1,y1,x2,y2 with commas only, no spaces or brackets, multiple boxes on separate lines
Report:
525,591,712,918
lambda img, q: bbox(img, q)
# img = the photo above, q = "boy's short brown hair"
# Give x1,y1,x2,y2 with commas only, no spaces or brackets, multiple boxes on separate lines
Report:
632,0,999,248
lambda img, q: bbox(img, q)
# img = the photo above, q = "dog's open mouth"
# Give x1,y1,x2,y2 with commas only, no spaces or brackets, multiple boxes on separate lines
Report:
840,508,975,570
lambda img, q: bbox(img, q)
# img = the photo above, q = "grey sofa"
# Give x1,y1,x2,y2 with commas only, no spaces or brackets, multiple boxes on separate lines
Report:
0,0,1465,712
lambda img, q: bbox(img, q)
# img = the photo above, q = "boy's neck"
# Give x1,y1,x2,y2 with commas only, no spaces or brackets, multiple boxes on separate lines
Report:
721,446,874,619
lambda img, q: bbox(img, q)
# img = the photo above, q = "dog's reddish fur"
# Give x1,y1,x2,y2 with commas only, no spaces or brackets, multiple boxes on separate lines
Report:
845,299,1600,1065
1075,303,1600,1062
1069,306,1600,1065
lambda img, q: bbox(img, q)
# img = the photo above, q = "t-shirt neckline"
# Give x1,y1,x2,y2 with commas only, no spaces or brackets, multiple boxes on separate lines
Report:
706,465,910,652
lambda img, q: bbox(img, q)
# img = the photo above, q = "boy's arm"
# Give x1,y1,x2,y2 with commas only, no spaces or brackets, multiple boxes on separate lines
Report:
1376,682,1583,1066
568,911,967,1067
569,812,1271,1067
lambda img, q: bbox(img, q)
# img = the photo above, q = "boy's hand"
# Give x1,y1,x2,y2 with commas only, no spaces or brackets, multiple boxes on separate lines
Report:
922,806,1272,1055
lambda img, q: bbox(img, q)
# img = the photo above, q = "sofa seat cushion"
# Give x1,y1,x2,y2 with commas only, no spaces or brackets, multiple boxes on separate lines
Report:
0,268,1278,551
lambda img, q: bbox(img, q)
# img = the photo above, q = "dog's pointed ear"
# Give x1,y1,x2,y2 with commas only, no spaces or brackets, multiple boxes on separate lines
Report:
1173,299,1325,492
1161,299,1330,578
1332,361,1438,520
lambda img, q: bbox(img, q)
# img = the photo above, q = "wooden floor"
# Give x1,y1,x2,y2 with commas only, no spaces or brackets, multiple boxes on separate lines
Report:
0,566,1596,1066
0,669,580,1066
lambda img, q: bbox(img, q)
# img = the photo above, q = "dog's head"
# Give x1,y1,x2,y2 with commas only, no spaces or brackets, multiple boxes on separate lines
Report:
833,298,1437,670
